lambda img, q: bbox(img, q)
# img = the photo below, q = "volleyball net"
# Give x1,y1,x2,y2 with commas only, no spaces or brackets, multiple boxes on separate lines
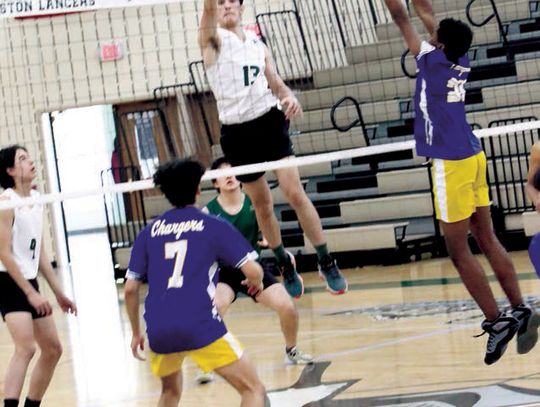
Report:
0,119,539,211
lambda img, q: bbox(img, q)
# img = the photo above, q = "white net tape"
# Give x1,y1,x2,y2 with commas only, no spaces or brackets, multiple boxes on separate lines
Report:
1,120,539,211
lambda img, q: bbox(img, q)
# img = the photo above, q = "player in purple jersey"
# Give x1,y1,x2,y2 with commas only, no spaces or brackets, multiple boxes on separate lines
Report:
385,0,539,365
124,158,266,407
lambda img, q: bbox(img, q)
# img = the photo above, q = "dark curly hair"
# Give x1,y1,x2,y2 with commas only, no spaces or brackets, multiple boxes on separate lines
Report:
437,18,473,64
153,158,206,208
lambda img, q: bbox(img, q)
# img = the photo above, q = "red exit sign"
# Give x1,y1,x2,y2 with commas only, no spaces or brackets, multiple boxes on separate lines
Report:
98,42,123,62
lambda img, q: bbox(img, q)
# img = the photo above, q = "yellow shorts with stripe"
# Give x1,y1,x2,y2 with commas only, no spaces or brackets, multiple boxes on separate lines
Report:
431,151,491,223
150,333,244,378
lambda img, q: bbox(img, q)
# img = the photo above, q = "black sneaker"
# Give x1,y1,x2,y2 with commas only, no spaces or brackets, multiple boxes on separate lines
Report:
476,312,519,365
318,255,347,295
278,251,304,299
511,304,540,354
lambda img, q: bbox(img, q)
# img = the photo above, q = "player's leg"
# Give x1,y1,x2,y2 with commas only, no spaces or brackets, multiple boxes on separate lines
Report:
195,281,236,385
469,152,539,354
441,218,499,318
191,333,265,406
242,177,282,249
150,352,185,406
274,164,325,246
214,356,266,407
433,155,518,364
470,206,522,307
242,178,304,298
3,313,37,403
274,164,347,295
158,371,182,407
26,316,63,404
441,219,518,364
255,282,313,364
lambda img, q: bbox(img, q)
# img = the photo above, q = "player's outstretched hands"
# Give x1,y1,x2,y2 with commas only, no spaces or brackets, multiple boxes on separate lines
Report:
242,279,264,297
131,334,146,361
56,294,78,316
27,291,53,316
281,95,303,120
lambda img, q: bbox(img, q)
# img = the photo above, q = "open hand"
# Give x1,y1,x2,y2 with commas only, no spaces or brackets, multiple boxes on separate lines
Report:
131,334,146,361
281,95,303,120
56,294,78,316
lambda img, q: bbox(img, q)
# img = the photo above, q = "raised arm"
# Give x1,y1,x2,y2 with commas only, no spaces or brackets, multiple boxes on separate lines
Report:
384,0,422,56
527,141,540,212
198,0,221,66
411,0,438,38
263,45,303,119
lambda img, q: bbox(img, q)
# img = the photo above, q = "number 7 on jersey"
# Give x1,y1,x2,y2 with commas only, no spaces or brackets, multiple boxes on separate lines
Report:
165,240,188,289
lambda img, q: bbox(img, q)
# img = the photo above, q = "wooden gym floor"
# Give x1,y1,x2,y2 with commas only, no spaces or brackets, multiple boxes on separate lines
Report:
1,232,539,406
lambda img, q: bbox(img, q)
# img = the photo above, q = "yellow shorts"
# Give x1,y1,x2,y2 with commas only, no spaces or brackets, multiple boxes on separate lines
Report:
149,333,244,378
431,151,491,223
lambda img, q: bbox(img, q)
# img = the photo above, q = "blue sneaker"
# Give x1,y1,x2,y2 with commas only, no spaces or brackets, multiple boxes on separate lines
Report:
278,252,304,299
318,255,347,295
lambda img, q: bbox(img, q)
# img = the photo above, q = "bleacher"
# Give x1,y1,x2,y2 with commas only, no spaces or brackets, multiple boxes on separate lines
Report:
107,0,540,272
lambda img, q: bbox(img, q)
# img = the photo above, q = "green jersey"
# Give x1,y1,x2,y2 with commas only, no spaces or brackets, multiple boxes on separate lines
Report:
206,194,260,253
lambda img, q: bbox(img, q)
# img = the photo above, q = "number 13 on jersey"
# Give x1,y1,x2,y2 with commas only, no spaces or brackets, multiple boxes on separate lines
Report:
165,240,188,289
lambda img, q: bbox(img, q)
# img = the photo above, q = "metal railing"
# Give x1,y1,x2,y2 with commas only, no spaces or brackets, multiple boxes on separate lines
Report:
256,10,315,82
153,61,216,151
466,0,509,46
256,0,391,78
481,117,539,231
330,96,369,145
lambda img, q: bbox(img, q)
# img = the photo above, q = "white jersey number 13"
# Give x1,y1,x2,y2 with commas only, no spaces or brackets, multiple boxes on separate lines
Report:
165,240,188,289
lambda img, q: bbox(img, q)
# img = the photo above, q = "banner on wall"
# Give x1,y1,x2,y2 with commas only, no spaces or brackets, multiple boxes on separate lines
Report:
0,0,183,19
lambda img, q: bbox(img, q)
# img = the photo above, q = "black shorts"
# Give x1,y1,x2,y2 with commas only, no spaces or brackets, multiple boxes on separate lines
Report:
0,273,43,321
220,107,295,183
218,259,279,302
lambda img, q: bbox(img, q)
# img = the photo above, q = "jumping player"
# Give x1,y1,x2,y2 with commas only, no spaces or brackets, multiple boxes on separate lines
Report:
198,0,348,298
384,0,539,364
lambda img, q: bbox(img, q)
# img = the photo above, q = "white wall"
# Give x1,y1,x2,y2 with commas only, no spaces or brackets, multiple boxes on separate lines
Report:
0,0,290,252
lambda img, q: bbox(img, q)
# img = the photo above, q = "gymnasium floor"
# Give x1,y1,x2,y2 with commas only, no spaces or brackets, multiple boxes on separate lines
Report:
1,232,539,406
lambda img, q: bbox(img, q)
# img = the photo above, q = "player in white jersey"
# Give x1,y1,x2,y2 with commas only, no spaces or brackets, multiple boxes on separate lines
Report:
199,0,348,299
0,145,77,407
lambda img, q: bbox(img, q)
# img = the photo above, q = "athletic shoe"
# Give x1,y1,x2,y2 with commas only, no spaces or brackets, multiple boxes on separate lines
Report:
475,312,519,365
195,369,214,385
511,303,540,354
318,254,347,295
278,251,304,299
285,346,314,365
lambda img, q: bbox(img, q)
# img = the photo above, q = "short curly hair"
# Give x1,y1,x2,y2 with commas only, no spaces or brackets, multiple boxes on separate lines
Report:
437,18,473,64
153,158,206,208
